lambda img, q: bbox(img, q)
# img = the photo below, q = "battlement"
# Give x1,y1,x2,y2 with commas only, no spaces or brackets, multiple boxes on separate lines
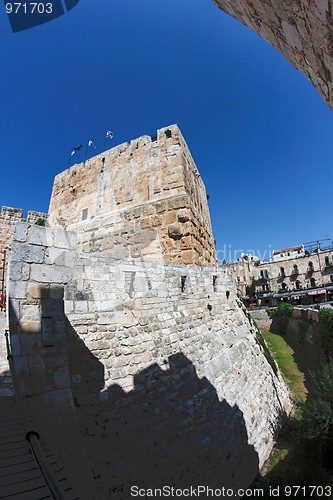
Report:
0,206,48,296
1,206,48,224
1,206,24,221
49,125,216,266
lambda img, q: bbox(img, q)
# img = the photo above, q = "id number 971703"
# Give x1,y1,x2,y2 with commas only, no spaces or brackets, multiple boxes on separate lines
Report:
5,2,53,14
284,485,332,497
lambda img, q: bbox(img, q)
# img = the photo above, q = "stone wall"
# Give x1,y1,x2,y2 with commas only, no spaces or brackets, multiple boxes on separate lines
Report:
6,223,292,497
213,0,333,110
249,308,273,332
48,125,216,267
257,306,326,394
6,223,99,499
0,206,48,298
286,308,324,362
0,312,12,397
251,306,325,364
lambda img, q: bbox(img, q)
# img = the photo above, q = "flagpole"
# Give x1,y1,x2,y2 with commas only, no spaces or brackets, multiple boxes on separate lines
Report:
67,151,72,167
104,133,107,150
84,142,89,165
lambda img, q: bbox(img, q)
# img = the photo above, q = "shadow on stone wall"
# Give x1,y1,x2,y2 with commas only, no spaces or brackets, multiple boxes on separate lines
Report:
6,285,265,498
0,369,12,397
0,312,12,397
64,319,260,497
6,289,102,499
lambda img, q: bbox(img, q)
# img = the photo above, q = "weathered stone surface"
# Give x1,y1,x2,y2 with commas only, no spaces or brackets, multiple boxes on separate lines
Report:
168,223,183,239
48,125,216,267
213,0,333,110
30,263,74,283
10,242,44,264
6,224,293,495
0,208,47,298
21,304,40,323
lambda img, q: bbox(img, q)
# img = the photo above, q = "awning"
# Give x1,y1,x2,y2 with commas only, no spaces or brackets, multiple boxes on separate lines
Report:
308,290,326,296
273,287,332,299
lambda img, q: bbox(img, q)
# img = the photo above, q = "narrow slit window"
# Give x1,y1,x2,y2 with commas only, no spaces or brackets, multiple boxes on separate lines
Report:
181,276,187,293
82,208,88,221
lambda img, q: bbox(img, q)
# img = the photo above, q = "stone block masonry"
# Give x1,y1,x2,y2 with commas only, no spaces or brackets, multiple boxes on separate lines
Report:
213,1,333,110
6,223,99,499
7,223,292,496
48,124,217,267
0,312,12,397
0,206,48,298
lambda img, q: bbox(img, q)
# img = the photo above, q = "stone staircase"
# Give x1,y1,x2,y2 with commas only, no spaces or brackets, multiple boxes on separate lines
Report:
0,396,53,499
0,396,82,499
0,311,81,499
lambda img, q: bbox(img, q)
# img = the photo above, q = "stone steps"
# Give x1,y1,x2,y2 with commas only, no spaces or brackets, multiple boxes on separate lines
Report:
0,397,79,500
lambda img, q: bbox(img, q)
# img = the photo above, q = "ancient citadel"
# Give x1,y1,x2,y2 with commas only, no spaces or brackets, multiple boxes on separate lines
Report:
1,1,333,496
1,125,292,498
48,125,216,266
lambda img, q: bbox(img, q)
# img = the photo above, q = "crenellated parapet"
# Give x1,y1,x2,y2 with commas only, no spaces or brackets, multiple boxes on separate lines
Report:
0,206,48,298
48,125,217,267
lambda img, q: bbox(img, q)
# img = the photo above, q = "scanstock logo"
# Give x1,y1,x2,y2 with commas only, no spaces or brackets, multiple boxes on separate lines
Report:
3,0,80,32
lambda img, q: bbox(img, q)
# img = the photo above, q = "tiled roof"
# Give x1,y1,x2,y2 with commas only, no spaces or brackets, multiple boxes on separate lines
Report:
273,245,303,255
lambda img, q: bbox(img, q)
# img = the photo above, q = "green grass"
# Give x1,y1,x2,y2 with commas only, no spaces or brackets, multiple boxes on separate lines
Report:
260,330,307,478
263,331,307,406
253,332,333,495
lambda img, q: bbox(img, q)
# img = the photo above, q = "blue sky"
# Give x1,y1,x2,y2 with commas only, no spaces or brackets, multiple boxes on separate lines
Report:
1,0,333,262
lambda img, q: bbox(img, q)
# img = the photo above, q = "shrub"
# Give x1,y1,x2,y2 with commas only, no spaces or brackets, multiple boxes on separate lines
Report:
319,308,333,360
266,307,277,318
35,218,46,227
267,303,293,335
302,362,333,446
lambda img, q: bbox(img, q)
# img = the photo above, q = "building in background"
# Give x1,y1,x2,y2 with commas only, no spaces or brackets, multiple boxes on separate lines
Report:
228,241,333,307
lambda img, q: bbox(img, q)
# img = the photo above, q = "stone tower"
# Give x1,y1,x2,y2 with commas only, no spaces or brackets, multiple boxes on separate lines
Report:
49,124,216,266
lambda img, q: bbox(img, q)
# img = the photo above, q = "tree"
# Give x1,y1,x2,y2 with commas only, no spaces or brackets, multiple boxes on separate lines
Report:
319,308,333,360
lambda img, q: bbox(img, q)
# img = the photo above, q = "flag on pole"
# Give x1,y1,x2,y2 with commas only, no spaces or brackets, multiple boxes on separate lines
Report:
88,140,96,148
106,130,113,139
71,145,83,156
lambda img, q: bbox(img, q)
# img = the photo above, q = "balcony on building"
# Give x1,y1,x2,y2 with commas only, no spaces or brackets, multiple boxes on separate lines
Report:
307,261,315,274
324,256,333,269
291,264,299,275
259,269,269,281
